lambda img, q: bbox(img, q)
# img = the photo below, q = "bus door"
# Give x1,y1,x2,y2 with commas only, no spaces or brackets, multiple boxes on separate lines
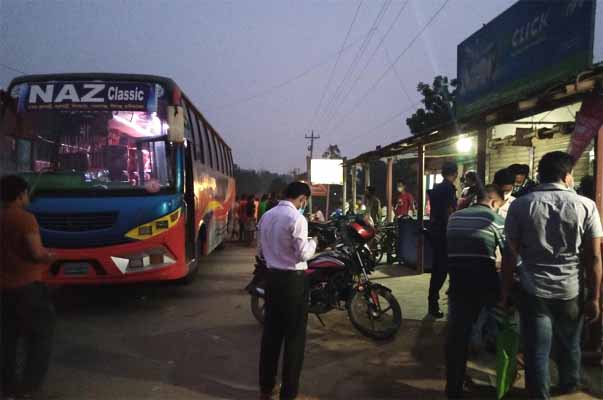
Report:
183,144,196,261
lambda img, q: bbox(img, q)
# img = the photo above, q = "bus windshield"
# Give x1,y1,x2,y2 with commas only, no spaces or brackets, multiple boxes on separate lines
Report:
1,106,175,196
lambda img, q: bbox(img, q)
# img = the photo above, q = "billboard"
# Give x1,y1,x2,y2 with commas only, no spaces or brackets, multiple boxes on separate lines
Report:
457,0,597,119
310,159,343,185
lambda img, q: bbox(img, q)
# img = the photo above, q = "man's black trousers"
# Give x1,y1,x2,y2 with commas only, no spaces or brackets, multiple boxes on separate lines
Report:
259,269,308,400
1,282,56,396
428,228,448,311
445,262,500,398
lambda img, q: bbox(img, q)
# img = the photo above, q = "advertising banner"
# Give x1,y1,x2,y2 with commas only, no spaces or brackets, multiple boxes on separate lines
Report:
568,94,603,160
311,184,328,197
310,159,343,185
16,81,158,113
457,0,596,119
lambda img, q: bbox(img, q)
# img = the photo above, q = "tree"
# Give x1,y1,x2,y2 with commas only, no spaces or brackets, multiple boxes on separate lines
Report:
322,144,342,159
406,75,457,135
267,177,287,195
233,164,292,196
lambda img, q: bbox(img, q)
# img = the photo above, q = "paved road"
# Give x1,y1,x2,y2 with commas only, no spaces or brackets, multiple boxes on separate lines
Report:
41,244,598,399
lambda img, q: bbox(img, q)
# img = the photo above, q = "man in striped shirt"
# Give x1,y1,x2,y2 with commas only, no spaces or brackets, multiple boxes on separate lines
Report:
445,180,505,399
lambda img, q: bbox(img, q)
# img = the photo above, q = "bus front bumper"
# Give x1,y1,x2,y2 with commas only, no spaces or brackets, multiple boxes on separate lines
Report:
42,222,188,285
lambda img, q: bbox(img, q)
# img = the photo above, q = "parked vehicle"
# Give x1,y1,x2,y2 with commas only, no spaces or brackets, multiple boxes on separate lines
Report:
369,221,399,265
247,217,402,340
308,220,339,251
1,73,235,285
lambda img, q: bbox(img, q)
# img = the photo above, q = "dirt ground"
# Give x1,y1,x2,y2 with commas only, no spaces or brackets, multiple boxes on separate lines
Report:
36,243,601,399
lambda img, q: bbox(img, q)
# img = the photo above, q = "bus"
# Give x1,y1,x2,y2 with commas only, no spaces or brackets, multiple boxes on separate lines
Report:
0,73,235,284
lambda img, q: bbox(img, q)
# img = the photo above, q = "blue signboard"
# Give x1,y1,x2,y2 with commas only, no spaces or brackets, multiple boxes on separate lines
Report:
16,81,158,113
456,0,596,119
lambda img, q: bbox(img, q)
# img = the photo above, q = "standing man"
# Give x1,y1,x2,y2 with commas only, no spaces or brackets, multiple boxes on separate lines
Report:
457,170,478,210
508,163,537,197
1,175,56,398
445,179,505,398
502,152,603,398
364,186,381,225
492,168,516,218
258,182,318,400
239,193,248,242
395,179,415,218
427,161,458,318
258,194,269,220
266,192,279,211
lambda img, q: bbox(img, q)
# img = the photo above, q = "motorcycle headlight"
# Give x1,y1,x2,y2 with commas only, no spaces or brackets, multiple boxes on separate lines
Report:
125,208,181,240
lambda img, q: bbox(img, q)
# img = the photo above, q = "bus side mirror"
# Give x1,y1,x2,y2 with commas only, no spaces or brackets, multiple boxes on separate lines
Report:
167,105,185,143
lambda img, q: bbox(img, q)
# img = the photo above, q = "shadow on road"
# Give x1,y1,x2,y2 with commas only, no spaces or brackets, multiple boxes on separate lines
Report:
371,264,421,284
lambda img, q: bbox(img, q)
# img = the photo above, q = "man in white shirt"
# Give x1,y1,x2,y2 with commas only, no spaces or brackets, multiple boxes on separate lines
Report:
258,182,317,400
492,168,516,218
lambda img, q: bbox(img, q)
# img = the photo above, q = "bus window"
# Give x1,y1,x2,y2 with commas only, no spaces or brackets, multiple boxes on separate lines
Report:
227,148,233,176
223,146,230,176
222,143,229,175
184,104,199,161
199,119,212,169
224,145,230,175
206,125,218,170
192,117,206,164
216,140,225,173
213,133,223,172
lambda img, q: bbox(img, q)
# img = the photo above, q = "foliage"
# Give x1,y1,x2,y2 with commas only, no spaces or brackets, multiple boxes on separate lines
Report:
406,75,457,135
233,164,292,197
267,177,288,195
322,144,342,159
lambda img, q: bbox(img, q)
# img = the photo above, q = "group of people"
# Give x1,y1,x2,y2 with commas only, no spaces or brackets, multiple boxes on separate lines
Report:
347,180,415,227
425,153,602,399
2,153,601,400
230,192,279,244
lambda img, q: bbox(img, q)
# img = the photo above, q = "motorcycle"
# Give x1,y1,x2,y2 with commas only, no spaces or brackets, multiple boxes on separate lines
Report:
247,217,402,340
308,220,339,251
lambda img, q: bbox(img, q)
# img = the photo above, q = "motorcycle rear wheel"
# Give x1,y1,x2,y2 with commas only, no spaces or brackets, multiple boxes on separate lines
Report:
251,294,266,325
347,285,402,340
370,238,385,265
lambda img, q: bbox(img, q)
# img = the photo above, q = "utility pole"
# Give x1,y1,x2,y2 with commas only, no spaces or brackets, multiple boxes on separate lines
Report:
305,131,320,215
305,130,320,159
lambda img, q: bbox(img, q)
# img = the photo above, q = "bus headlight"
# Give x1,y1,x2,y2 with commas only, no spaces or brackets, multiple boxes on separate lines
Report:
125,208,181,240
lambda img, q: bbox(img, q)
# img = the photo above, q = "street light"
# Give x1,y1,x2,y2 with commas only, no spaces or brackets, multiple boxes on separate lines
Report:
456,137,472,153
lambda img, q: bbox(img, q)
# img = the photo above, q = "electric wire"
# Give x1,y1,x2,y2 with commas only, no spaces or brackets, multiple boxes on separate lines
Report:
320,1,409,135
0,63,26,75
326,0,451,139
315,0,391,128
309,1,363,130
210,32,371,110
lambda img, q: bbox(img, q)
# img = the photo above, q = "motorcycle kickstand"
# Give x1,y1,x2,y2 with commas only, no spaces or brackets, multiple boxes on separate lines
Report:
314,313,326,327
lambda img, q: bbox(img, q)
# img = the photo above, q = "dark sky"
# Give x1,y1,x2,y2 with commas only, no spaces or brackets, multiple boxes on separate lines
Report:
2,0,599,173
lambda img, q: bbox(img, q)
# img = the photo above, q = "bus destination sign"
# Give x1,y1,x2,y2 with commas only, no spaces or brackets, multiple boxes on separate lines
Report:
16,81,159,113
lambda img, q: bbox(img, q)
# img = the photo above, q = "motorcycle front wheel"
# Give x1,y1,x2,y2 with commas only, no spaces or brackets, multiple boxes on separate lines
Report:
347,284,402,340
250,294,266,325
